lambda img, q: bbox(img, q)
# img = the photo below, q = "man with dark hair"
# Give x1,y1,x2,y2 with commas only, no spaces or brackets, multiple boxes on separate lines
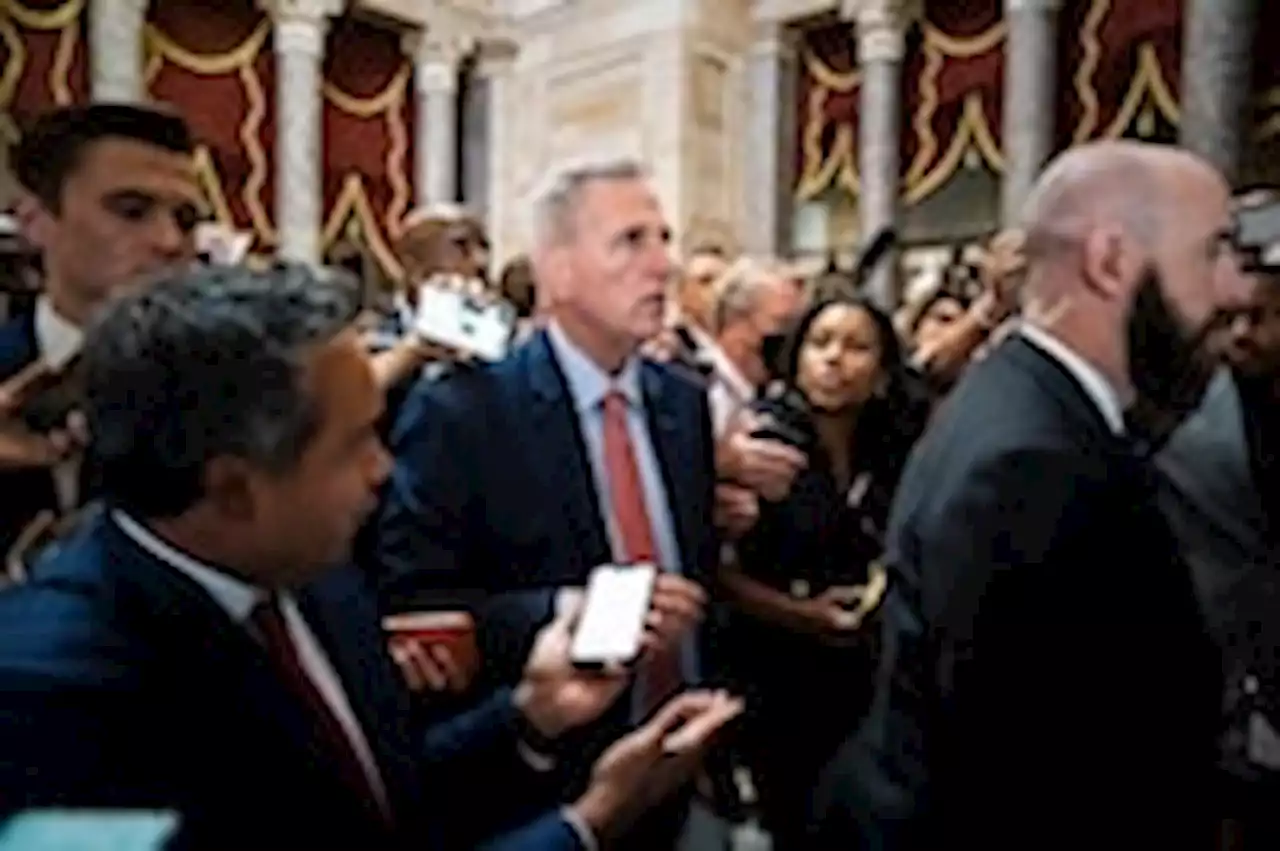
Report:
0,102,201,554
0,262,742,850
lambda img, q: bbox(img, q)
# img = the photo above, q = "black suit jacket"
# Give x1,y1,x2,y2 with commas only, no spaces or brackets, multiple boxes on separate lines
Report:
812,336,1222,849
0,311,59,555
0,511,584,851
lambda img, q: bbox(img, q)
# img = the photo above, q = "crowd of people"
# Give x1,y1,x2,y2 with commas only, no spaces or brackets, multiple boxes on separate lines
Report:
0,100,1278,850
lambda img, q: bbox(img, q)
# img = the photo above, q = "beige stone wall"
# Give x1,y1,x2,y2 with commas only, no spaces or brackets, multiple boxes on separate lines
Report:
490,0,753,261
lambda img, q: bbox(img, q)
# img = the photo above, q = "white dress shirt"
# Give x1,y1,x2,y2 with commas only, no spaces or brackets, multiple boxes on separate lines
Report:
704,342,756,438
111,510,391,815
33,296,83,512
1020,323,1127,436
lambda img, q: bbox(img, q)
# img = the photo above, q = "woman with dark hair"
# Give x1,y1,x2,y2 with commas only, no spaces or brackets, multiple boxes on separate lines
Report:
717,295,929,848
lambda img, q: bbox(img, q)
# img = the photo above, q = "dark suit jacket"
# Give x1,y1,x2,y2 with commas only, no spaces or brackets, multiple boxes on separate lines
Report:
374,329,718,603
371,329,719,829
1159,370,1280,793
812,336,1222,849
0,311,59,556
0,511,584,851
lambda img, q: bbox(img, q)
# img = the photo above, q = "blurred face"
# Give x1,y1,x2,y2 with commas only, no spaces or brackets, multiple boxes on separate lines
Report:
913,295,966,351
253,330,391,582
679,252,728,330
1126,162,1247,417
796,302,886,414
552,177,674,361
728,278,804,386
1217,274,1280,378
24,137,200,312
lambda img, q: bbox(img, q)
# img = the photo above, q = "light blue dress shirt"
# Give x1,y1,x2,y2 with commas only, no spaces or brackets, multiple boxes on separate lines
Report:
544,323,698,695
545,323,683,575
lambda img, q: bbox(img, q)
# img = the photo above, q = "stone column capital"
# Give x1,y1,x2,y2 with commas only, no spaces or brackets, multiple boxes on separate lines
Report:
473,38,519,78
261,0,344,23
1004,0,1064,12
842,0,921,64
748,22,799,60
262,0,342,55
402,30,471,92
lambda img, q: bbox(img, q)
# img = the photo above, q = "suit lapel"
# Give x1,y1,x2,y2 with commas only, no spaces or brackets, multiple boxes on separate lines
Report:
641,364,699,576
1002,336,1125,449
523,332,612,573
297,570,421,816
97,518,388,829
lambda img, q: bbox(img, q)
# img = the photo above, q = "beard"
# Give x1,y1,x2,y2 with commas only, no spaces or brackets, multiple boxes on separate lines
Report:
1124,267,1219,448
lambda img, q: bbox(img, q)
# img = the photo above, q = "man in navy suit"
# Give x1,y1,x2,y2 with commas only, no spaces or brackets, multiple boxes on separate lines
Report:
0,103,202,554
0,262,743,850
373,157,721,848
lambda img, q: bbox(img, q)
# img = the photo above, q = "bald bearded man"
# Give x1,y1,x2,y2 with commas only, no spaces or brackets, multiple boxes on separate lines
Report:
809,142,1252,850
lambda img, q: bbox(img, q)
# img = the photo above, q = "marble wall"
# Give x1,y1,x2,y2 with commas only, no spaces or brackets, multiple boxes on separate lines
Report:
489,0,754,260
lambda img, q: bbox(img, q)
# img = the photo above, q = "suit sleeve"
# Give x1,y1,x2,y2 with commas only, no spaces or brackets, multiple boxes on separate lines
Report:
371,377,478,607
475,811,590,851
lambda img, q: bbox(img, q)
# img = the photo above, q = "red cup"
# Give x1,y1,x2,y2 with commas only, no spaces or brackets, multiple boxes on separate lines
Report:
382,610,479,676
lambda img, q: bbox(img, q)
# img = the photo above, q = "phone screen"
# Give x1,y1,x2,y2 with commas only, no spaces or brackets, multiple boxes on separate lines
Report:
414,286,515,362
570,563,657,667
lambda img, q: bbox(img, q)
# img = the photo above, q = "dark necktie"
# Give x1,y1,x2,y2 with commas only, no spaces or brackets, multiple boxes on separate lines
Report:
601,391,683,714
250,596,391,824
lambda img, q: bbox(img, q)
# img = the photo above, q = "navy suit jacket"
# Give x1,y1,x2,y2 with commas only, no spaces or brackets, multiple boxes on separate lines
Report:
0,311,59,556
374,329,718,603
0,511,584,851
371,330,720,794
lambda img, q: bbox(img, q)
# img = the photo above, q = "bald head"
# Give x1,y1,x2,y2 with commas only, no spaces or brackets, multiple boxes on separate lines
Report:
1024,142,1210,260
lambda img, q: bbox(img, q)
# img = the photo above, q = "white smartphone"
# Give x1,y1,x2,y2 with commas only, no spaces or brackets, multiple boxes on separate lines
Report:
414,284,515,362
570,563,658,668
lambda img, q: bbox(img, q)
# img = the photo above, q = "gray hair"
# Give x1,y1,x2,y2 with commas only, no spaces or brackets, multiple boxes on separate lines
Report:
712,257,789,334
531,155,649,246
84,262,363,518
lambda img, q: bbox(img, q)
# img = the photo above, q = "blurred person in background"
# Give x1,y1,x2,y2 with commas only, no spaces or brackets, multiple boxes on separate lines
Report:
718,295,928,849
498,254,540,341
367,207,492,414
0,103,199,555
703,257,805,436
903,230,1025,398
1159,190,1280,848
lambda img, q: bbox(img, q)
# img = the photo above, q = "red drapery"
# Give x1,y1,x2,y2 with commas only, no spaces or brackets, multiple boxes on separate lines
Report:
2,0,416,276
797,0,1280,204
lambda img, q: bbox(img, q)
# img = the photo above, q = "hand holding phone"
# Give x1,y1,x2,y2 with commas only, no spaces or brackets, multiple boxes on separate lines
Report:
414,278,515,362
570,564,658,669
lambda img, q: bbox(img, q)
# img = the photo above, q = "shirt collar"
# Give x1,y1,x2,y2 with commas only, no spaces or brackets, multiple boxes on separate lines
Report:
112,510,263,623
34,295,83,371
1020,323,1127,435
705,340,755,404
546,321,643,413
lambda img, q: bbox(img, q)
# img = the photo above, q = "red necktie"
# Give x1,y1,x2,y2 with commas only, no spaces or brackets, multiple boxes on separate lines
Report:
601,391,683,714
251,597,391,825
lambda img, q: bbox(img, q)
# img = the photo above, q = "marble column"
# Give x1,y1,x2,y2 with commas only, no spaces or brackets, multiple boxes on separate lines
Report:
271,2,335,264
409,34,465,207
1002,0,1061,225
846,0,915,309
742,23,800,257
473,41,518,238
1180,0,1258,183
89,0,149,102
